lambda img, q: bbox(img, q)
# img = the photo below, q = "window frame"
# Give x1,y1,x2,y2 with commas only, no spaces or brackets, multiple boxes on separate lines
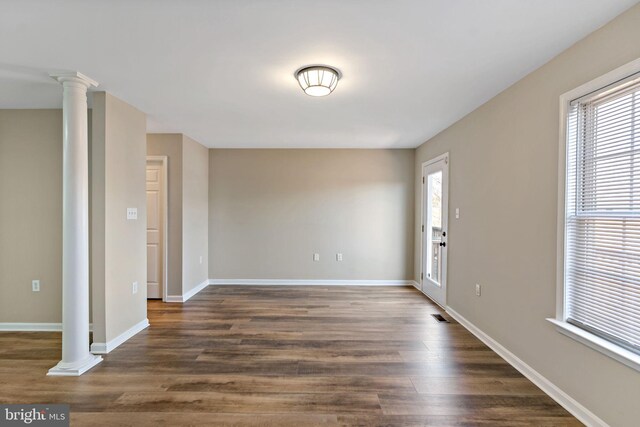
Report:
550,57,640,372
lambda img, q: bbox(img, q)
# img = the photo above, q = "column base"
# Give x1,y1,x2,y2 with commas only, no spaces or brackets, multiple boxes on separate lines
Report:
47,354,102,376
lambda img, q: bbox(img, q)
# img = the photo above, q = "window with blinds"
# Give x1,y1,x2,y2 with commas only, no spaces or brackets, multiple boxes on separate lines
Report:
564,74,640,355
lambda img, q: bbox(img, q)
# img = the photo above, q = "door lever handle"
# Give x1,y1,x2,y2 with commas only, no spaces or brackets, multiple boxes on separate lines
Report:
439,242,446,247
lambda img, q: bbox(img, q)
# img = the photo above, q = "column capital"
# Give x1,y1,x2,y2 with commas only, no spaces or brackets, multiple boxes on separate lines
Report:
49,71,98,89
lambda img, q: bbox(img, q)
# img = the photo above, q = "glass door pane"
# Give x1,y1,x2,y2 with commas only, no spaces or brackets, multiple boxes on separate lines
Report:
427,171,442,286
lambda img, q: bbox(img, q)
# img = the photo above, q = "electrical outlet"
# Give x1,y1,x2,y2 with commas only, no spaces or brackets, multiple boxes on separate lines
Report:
313,253,320,262
456,208,460,219
32,280,40,292
199,256,203,264
336,253,343,261
132,281,138,294
475,283,481,297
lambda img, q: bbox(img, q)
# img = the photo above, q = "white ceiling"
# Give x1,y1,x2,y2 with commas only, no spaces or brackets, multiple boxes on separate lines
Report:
0,0,637,148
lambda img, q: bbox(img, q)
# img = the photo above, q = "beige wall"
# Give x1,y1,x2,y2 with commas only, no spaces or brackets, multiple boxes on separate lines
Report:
414,5,640,426
147,133,208,297
182,135,209,293
147,134,183,296
0,110,62,323
92,92,147,343
209,149,414,280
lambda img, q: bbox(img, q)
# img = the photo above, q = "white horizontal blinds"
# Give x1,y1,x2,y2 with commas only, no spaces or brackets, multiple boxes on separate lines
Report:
565,78,640,354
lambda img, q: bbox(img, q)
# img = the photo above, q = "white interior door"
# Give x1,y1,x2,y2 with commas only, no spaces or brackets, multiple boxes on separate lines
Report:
146,161,164,299
421,154,449,307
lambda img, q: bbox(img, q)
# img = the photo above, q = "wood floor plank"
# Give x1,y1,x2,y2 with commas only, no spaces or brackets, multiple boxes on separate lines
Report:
409,376,546,396
164,374,415,394
297,360,524,377
337,414,583,427
196,348,405,363
236,339,429,351
72,412,339,427
108,391,382,414
377,393,572,417
95,360,300,376
399,349,508,364
0,285,580,426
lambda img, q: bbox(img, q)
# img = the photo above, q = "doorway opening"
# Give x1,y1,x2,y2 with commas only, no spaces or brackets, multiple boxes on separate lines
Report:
146,156,168,301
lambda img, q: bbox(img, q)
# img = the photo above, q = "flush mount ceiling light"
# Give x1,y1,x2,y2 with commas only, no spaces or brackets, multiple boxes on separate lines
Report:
295,65,341,97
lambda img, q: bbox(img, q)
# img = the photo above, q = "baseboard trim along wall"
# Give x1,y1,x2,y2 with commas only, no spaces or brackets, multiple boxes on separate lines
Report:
0,323,95,332
446,307,609,427
165,279,210,303
208,279,416,286
183,279,210,301
0,323,63,332
90,318,150,354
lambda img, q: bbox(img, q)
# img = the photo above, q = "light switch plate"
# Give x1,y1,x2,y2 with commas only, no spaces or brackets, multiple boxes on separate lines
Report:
336,253,343,261
475,283,481,296
455,208,460,219
313,253,320,262
132,281,138,294
127,208,138,220
32,280,40,292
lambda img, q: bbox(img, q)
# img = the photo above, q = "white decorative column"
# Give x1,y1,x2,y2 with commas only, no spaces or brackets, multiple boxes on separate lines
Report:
48,72,102,376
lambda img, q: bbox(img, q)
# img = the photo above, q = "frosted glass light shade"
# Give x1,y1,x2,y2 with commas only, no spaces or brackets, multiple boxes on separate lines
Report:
296,66,340,97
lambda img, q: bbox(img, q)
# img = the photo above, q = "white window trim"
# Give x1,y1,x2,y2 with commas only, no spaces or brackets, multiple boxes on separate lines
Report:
550,57,640,373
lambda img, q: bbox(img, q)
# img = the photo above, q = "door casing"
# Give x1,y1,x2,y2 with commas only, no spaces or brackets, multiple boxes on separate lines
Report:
146,156,168,302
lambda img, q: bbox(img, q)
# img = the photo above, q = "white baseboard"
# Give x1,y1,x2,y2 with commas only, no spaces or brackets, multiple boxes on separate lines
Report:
0,323,62,332
446,307,609,427
0,323,94,332
208,279,415,286
411,280,420,289
90,318,149,354
183,279,210,301
165,279,210,303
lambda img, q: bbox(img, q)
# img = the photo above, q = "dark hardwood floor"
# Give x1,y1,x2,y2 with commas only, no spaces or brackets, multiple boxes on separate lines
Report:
0,285,581,426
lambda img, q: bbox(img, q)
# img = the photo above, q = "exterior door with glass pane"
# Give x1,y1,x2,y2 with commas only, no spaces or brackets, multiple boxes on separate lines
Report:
421,154,449,307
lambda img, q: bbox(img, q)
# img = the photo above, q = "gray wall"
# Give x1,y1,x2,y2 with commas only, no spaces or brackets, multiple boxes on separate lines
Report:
209,149,415,280
0,110,62,323
91,92,148,343
182,135,209,293
413,4,640,426
147,134,183,296
147,133,209,297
